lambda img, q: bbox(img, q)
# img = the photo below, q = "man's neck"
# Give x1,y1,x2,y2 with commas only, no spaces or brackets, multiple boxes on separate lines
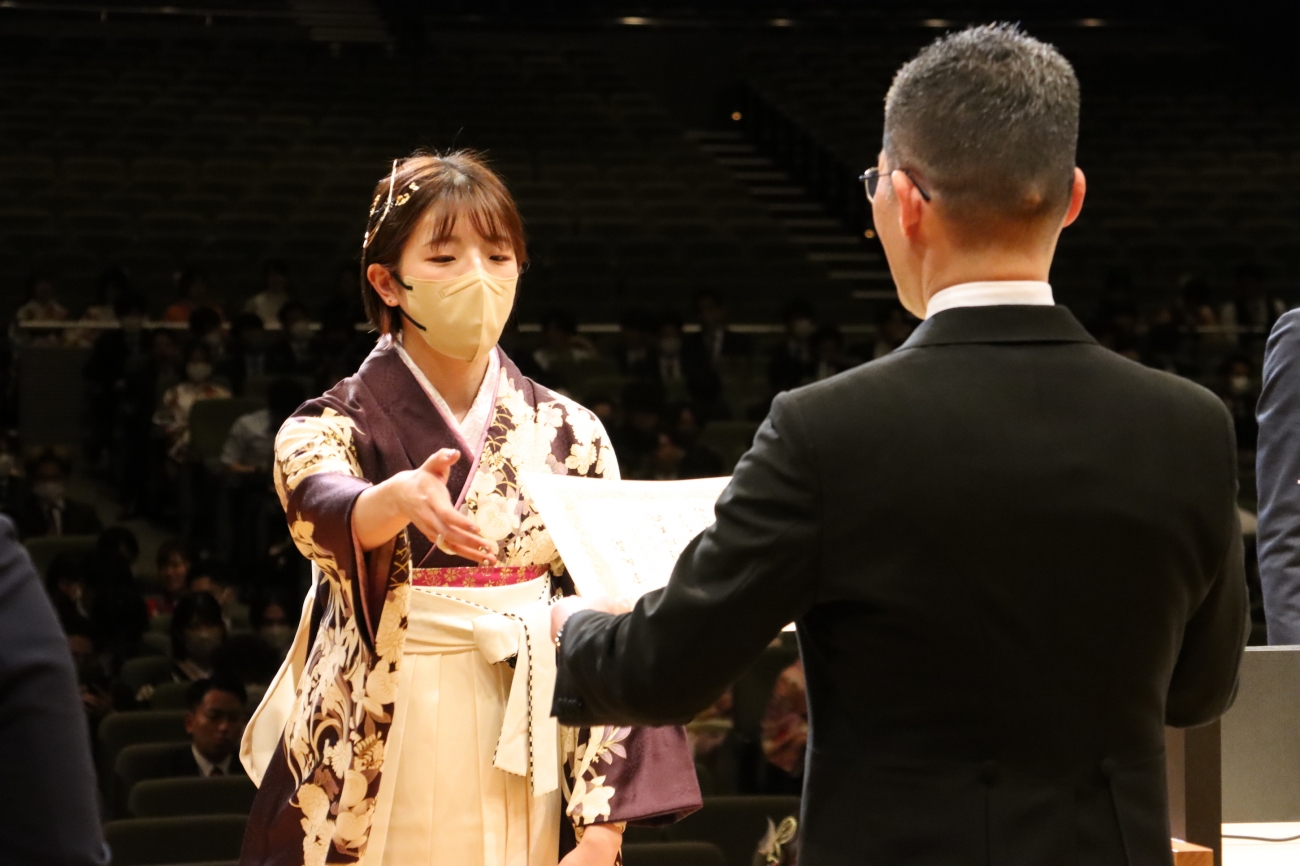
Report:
397,325,490,422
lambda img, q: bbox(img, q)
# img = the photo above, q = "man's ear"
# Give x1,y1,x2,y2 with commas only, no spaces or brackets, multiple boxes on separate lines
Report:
892,169,927,240
366,263,403,308
1061,167,1086,228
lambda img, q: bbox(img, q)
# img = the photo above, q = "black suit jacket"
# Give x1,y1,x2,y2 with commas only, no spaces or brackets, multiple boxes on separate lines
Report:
0,516,107,864
553,305,1248,866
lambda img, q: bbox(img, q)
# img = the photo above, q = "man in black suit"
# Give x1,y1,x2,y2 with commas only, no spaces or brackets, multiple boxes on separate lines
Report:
173,677,249,778
550,24,1247,866
0,516,107,864
5,451,102,540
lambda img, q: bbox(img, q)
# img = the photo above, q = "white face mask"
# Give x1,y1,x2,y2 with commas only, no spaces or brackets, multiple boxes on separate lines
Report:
394,267,517,362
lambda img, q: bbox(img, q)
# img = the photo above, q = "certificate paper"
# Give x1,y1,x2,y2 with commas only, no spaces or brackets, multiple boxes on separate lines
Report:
520,473,730,601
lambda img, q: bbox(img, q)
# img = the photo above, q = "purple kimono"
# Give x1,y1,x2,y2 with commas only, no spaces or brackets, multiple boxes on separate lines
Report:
239,340,700,866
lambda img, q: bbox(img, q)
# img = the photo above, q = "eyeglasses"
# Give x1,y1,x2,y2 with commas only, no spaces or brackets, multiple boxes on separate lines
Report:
859,167,932,203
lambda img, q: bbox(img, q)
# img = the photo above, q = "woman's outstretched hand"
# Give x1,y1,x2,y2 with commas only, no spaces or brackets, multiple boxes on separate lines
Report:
354,448,498,564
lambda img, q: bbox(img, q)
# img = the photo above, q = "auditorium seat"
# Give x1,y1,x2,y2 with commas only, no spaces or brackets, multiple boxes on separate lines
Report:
115,742,193,794
102,815,248,866
666,796,801,866
19,533,97,577
623,842,728,866
128,776,258,818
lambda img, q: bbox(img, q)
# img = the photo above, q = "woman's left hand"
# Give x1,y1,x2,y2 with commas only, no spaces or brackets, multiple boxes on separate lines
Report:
558,824,623,866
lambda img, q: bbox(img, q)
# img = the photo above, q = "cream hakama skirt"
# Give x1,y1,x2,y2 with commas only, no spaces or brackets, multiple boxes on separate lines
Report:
366,576,563,866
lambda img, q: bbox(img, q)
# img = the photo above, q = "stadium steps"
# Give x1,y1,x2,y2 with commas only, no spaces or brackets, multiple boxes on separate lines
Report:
289,0,392,44
686,130,890,293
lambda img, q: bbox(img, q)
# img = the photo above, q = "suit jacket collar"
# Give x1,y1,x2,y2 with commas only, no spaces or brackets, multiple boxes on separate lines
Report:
901,304,1097,350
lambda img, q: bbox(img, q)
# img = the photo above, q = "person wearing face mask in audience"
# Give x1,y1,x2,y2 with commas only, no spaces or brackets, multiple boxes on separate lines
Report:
5,451,102,540
267,299,317,376
153,342,232,463
248,591,295,658
239,151,699,866
767,299,817,394
169,592,228,684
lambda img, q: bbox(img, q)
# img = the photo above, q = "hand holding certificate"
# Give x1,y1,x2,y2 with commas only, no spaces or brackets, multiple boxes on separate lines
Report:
520,473,731,602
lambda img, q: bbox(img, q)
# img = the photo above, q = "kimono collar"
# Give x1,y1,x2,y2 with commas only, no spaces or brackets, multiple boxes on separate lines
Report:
392,335,501,453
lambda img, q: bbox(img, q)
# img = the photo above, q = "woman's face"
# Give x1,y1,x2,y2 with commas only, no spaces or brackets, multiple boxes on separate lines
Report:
397,213,519,283
160,553,189,595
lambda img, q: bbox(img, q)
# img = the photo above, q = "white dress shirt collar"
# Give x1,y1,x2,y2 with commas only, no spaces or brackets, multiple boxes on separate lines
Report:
192,744,233,777
924,280,1054,320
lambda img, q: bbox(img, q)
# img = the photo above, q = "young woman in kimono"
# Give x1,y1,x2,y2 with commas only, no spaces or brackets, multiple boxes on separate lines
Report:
239,152,700,866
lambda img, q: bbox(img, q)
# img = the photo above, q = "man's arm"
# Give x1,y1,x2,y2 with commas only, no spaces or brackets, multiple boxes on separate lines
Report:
552,393,822,726
1167,408,1250,727
0,517,107,864
1256,310,1300,644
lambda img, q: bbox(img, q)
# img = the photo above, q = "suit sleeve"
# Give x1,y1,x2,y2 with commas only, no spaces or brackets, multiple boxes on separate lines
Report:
1167,404,1250,727
1256,309,1300,644
0,517,108,865
552,392,821,726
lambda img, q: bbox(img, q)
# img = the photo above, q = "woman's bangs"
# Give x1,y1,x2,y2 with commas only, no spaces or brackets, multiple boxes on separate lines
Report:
421,185,525,261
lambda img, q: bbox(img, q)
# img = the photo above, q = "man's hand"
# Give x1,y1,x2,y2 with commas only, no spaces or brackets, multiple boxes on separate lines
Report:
558,823,623,866
551,595,631,644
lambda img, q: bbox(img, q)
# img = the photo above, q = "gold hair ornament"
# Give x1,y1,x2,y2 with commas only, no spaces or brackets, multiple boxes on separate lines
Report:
361,159,422,250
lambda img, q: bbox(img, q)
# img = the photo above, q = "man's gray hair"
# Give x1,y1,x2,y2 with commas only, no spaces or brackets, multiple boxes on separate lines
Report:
884,23,1080,224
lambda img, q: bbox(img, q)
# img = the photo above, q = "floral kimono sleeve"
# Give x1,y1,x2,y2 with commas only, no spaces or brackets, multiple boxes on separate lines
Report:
273,407,372,602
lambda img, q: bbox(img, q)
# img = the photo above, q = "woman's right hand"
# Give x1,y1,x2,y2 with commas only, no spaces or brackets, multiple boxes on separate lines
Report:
354,448,498,563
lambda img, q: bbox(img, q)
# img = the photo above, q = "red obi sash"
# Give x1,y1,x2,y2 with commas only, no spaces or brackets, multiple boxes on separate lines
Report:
410,564,550,588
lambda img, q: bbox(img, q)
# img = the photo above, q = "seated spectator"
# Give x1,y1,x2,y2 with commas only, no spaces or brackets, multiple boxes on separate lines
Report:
760,658,807,795
244,259,292,329
610,381,666,471
686,290,752,365
153,343,232,462
45,550,91,624
811,325,858,381
636,407,723,480
267,299,317,375
219,312,272,396
188,305,226,365
249,591,295,656
81,267,132,324
656,312,693,402
614,309,659,381
532,308,597,382
222,378,305,475
13,274,69,347
148,539,190,618
769,300,816,393
871,304,915,360
188,563,248,632
176,677,248,778
163,268,223,325
65,621,111,734
96,525,140,575
5,451,102,539
169,592,228,683
87,551,148,674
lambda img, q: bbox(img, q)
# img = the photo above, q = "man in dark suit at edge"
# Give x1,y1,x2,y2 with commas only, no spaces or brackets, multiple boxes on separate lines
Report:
549,24,1247,866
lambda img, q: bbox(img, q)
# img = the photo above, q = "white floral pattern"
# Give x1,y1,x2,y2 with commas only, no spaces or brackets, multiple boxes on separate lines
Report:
269,362,624,865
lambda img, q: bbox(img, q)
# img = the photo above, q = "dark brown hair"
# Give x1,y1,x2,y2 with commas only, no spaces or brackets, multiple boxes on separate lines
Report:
359,150,528,335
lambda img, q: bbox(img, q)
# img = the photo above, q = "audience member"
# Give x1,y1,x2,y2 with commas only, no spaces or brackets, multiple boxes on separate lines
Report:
81,267,132,324
13,274,69,346
219,312,271,396
810,325,857,381
768,299,816,393
65,620,112,733
6,451,102,539
532,308,597,382
86,550,149,673
169,592,228,683
153,342,232,462
176,677,249,778
267,299,316,375
753,816,799,866
244,259,292,328
97,525,140,574
1221,262,1286,350
45,550,92,624
614,309,659,381
759,658,807,795
163,268,223,324
188,562,248,631
188,305,227,366
149,539,191,618
1220,355,1260,450
686,290,752,364
248,590,295,657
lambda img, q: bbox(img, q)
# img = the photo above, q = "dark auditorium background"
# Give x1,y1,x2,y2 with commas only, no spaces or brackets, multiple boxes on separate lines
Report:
0,1,1295,861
